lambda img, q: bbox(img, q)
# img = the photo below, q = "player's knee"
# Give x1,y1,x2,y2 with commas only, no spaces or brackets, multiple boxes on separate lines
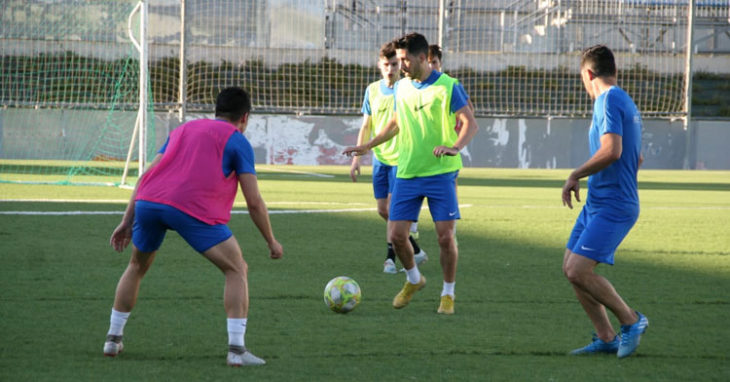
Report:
216,252,247,276
563,264,586,285
223,260,247,281
563,266,574,283
225,256,247,278
390,232,409,248
129,256,153,275
239,259,248,276
436,231,455,249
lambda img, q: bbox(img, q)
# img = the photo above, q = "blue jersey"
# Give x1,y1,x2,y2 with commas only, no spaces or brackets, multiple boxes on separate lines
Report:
587,86,642,210
159,124,256,178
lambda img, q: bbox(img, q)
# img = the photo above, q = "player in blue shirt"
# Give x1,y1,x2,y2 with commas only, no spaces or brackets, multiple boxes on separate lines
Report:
561,45,648,358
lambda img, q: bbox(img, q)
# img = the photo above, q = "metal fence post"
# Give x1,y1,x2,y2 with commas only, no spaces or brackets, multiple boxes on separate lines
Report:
178,0,187,123
683,0,696,169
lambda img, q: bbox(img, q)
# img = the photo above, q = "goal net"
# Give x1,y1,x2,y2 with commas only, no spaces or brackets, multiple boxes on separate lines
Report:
0,0,153,186
150,0,724,118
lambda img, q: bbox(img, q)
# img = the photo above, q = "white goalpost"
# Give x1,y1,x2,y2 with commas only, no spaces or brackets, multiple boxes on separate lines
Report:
122,0,150,187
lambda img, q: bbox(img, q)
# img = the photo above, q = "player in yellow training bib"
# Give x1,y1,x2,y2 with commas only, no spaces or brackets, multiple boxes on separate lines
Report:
350,41,427,274
344,33,478,315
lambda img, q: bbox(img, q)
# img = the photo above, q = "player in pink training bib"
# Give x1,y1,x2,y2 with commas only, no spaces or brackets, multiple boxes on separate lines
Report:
105,87,283,367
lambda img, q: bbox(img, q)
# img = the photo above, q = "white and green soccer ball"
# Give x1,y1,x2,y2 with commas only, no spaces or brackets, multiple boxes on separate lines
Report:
323,276,361,314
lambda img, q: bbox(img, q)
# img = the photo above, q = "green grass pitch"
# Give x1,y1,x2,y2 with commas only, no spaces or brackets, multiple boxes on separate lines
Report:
1,166,729,381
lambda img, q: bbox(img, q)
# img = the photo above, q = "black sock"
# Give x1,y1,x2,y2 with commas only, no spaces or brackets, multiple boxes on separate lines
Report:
387,243,396,261
409,235,421,254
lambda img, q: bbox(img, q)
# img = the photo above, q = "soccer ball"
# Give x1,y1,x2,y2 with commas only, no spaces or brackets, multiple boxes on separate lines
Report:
323,276,361,314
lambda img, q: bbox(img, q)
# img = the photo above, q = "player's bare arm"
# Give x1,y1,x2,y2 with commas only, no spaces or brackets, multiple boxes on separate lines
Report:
110,153,163,252
343,116,399,157
562,132,622,209
350,115,373,182
433,104,479,157
239,173,283,259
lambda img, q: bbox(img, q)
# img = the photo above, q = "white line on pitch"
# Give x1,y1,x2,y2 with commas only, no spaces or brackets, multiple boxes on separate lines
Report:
0,209,377,216
642,206,730,210
266,201,369,206
0,204,472,216
0,199,368,206
480,204,730,210
258,167,335,178
1,199,131,203
0,211,125,215
0,208,377,216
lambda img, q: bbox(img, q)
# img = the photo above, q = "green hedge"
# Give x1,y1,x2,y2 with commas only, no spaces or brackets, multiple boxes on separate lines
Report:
2,52,728,117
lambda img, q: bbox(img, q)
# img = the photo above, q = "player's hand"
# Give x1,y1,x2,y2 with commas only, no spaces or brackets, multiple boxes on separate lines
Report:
342,145,368,157
110,221,133,252
268,239,283,259
349,159,361,182
433,145,459,157
562,176,581,209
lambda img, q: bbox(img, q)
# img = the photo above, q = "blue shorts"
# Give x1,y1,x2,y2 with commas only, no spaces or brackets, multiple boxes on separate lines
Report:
372,158,397,199
566,205,639,265
390,171,459,222
132,200,233,253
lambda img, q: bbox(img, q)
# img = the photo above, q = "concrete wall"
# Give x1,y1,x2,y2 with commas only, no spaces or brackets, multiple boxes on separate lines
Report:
1,109,728,169
233,114,729,170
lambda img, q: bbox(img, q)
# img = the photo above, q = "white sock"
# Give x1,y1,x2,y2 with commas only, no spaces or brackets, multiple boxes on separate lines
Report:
410,222,418,233
405,266,421,285
108,308,130,336
227,318,247,347
441,281,455,297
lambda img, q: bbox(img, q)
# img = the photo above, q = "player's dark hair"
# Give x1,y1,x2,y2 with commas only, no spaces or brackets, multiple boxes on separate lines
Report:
395,32,429,57
215,87,251,121
379,41,397,59
581,45,616,77
428,44,442,61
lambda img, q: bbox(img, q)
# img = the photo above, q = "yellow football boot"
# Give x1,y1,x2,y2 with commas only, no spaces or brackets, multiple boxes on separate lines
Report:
392,275,426,309
437,294,455,315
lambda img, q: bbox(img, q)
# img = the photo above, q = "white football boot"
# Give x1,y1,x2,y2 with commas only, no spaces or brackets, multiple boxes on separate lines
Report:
413,249,428,265
103,335,124,357
383,258,397,274
227,345,266,366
